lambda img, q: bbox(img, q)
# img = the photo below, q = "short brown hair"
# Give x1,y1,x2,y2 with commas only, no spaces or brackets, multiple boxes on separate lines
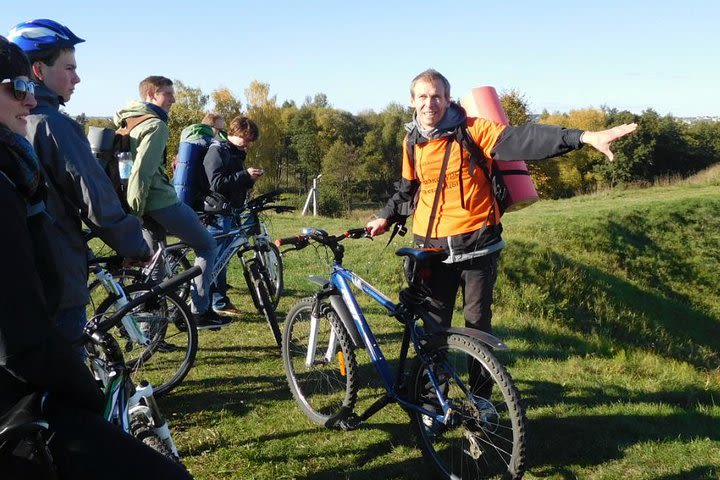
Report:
410,68,451,100
26,46,74,71
227,116,259,141
139,75,173,99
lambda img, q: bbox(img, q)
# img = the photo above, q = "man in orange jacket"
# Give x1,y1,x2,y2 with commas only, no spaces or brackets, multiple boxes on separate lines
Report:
367,68,636,337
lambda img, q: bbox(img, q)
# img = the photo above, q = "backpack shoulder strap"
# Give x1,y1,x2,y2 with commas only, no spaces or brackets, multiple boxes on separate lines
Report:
455,124,491,181
423,139,453,245
119,113,155,133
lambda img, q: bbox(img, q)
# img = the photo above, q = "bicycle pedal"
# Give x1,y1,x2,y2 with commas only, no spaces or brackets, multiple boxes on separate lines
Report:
337,413,360,431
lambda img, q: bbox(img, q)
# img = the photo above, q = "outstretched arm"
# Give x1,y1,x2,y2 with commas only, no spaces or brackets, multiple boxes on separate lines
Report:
581,123,637,161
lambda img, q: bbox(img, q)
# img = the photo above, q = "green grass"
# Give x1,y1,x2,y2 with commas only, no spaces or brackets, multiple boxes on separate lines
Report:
139,174,720,479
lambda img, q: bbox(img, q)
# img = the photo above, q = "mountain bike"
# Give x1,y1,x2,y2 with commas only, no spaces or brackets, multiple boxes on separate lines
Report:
0,267,200,475
277,227,527,480
87,255,198,397
88,190,291,346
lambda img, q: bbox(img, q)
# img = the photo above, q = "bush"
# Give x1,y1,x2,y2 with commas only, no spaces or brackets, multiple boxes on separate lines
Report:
318,188,347,217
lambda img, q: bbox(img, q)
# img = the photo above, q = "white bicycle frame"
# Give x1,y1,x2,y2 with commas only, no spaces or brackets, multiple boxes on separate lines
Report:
92,267,150,346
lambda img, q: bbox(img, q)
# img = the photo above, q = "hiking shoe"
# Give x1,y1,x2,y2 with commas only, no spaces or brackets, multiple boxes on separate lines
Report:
195,310,232,330
213,300,241,316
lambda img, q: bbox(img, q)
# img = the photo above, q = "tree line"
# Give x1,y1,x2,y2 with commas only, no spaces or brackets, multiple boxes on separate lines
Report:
82,80,720,215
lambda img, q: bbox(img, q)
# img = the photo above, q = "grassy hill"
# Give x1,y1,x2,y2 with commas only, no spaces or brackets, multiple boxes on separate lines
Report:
157,168,719,479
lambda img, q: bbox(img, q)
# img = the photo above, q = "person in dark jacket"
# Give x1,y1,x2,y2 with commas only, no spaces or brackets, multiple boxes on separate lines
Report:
203,116,263,314
367,68,636,339
0,34,192,480
7,19,151,347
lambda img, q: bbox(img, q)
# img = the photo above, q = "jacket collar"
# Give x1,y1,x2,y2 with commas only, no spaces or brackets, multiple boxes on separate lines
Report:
143,102,169,123
405,102,467,144
31,82,64,110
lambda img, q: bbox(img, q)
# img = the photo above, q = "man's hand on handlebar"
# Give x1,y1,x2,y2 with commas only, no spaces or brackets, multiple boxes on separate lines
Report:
366,217,389,237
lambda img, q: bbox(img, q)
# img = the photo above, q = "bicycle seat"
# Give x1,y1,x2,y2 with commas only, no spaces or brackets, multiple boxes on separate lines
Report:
0,393,48,443
395,247,448,264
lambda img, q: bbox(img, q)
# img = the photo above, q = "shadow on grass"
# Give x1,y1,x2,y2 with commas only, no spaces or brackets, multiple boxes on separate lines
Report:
521,378,717,412
527,409,720,476
654,466,718,480
500,239,720,369
245,421,436,480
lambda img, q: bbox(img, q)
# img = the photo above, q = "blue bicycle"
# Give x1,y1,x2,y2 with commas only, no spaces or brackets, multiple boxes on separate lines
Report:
278,227,527,480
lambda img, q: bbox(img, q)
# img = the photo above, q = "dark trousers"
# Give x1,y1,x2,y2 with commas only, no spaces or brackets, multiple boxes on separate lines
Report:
424,252,500,399
1,400,193,480
424,251,500,334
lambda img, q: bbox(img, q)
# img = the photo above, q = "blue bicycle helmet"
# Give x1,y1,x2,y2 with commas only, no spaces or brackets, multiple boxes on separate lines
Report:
7,19,84,53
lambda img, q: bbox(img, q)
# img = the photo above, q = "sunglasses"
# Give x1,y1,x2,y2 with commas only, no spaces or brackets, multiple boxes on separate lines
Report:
1,78,36,101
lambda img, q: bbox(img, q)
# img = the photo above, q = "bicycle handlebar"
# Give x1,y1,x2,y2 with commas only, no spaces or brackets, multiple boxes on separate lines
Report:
275,227,370,252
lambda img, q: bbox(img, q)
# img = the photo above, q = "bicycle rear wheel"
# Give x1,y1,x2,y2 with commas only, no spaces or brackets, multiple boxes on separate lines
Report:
94,284,198,397
244,259,282,346
282,297,358,427
409,333,526,480
164,249,193,302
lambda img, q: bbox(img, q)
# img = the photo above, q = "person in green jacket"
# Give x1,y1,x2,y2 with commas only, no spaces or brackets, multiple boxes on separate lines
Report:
114,75,229,329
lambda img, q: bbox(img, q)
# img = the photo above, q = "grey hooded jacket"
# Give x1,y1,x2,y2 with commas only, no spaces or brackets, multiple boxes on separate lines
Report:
25,83,150,310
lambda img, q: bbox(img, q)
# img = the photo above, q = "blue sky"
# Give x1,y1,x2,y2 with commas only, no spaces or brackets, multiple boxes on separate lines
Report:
10,1,718,118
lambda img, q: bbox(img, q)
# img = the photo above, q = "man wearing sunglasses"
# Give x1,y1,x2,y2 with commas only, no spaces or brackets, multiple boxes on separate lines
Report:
7,19,151,349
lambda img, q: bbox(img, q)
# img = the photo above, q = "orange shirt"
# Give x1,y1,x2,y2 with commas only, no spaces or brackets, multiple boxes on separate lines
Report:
402,118,506,238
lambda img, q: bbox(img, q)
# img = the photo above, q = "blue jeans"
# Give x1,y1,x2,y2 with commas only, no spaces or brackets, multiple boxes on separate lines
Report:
143,202,218,314
206,214,232,309
53,306,87,360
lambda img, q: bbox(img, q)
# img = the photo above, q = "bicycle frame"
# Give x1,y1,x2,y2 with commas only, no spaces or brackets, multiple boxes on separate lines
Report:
84,268,201,458
286,226,511,428
310,263,456,424
89,262,150,346
90,347,179,458
159,207,275,289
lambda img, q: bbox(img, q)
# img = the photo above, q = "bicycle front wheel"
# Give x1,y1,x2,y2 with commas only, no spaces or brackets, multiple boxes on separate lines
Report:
245,260,282,346
409,333,526,480
257,242,283,307
282,297,358,427
94,284,198,397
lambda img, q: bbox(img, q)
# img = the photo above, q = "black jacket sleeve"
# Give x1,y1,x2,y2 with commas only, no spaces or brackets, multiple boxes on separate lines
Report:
491,124,584,162
0,177,103,414
204,144,254,204
376,177,420,225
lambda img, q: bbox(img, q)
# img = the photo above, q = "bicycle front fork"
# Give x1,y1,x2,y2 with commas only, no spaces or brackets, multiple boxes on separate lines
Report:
305,302,338,368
